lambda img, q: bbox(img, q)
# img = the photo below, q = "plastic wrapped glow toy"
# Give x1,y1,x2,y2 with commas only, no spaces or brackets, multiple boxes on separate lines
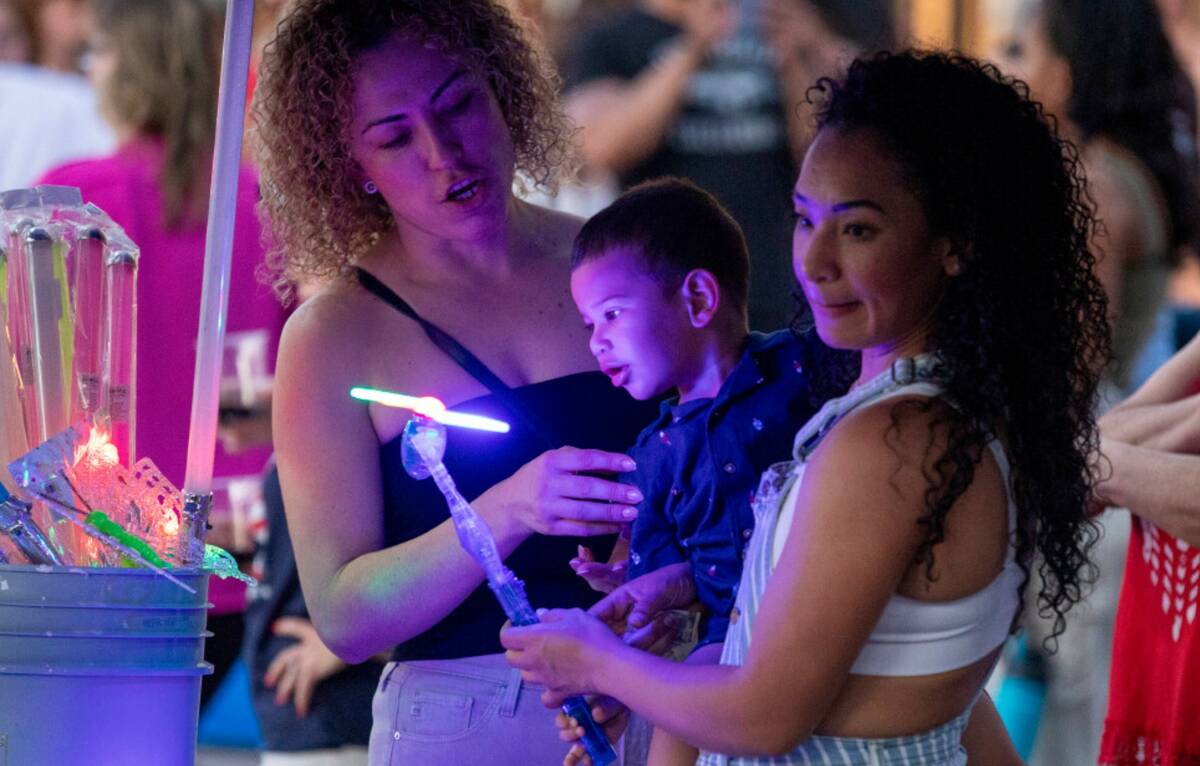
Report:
400,416,617,766
101,247,136,465
0,481,60,565
23,225,70,446
70,226,105,419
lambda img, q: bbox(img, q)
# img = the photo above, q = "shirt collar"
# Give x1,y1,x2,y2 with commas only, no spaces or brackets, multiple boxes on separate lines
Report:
654,331,796,428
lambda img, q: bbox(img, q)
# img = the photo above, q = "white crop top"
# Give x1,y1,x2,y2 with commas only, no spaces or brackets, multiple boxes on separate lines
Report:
771,381,1022,677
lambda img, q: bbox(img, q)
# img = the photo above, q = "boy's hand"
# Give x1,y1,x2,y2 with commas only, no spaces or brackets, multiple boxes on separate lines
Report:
556,696,629,766
592,562,697,630
570,543,628,593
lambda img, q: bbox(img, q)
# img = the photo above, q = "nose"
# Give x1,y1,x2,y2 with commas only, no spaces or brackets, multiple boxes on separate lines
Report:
796,222,838,285
421,120,463,171
588,325,609,358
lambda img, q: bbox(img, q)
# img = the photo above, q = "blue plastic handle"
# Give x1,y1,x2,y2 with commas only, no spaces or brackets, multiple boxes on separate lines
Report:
561,695,617,766
496,579,618,765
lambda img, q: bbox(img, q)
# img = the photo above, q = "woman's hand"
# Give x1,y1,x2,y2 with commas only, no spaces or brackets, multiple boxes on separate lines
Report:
263,617,347,717
556,696,630,766
477,447,642,537
501,608,624,700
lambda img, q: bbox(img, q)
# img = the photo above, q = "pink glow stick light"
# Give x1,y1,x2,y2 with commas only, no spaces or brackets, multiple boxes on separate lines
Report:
348,387,510,433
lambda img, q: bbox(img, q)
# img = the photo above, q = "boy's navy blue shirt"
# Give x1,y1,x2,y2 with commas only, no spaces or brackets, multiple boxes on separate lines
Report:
625,329,820,646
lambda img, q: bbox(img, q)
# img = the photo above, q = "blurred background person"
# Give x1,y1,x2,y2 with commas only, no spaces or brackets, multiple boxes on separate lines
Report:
999,1,1200,763
1095,332,1200,766
36,0,286,722
1155,0,1200,360
0,0,31,61
12,0,90,72
241,462,381,766
563,0,893,332
0,0,112,189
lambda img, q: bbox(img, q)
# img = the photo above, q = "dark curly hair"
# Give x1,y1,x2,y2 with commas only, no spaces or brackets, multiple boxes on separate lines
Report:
1044,0,1200,256
251,0,575,301
797,51,1110,640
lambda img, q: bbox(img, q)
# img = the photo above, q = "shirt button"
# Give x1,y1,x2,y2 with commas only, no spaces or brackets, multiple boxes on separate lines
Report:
670,485,681,497
708,564,718,576
756,376,765,385
742,528,752,539
751,417,764,431
394,731,402,741
723,462,736,474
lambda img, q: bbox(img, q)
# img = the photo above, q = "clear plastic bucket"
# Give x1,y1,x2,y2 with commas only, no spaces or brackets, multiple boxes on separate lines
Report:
0,564,212,764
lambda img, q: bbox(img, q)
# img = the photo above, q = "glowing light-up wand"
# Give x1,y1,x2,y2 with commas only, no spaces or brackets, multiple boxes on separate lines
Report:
355,388,616,766
349,387,510,433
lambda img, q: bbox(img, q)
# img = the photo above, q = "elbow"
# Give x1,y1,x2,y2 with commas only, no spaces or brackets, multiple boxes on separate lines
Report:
727,707,816,757
749,725,812,758
310,618,370,664
307,600,385,664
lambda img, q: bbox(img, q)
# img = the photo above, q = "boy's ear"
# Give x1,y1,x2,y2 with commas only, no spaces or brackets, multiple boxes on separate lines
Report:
681,269,721,328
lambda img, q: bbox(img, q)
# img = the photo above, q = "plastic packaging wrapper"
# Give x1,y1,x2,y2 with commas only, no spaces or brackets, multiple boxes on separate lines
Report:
0,186,224,580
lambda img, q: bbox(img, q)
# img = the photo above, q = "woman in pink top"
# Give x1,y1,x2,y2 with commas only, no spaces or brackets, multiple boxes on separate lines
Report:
38,0,285,711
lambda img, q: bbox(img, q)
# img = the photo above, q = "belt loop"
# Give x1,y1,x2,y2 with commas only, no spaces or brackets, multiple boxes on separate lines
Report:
500,667,522,717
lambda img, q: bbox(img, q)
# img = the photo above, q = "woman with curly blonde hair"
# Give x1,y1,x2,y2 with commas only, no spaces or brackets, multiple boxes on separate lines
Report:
255,1,660,762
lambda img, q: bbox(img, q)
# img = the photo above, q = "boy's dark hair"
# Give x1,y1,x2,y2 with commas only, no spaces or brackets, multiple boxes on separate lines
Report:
571,178,751,312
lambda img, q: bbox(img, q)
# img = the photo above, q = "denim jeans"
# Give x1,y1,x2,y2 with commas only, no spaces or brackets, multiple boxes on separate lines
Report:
368,653,575,765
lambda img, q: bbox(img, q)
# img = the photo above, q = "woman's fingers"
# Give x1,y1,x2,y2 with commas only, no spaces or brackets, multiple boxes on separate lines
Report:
557,472,644,504
548,448,636,475
552,498,638,524
549,519,624,538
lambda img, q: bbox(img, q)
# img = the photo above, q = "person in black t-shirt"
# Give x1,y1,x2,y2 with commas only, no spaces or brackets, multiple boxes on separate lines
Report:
565,0,893,332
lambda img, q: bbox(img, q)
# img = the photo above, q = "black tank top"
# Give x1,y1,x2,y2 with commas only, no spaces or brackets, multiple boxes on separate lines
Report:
354,268,659,660
380,373,658,660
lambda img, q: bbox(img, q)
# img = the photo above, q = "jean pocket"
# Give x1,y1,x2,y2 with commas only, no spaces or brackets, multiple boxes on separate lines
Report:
391,665,506,741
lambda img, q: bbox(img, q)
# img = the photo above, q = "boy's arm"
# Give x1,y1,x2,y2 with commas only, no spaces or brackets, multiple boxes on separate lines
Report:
625,448,686,580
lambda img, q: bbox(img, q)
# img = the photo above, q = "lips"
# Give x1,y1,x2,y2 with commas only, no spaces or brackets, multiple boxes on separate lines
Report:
812,300,860,317
444,178,481,203
602,365,629,387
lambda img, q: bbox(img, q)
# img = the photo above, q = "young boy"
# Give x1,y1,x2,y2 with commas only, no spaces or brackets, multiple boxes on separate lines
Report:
569,176,819,657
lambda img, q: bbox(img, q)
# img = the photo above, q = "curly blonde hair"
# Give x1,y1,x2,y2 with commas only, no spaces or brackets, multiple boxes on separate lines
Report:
252,0,575,300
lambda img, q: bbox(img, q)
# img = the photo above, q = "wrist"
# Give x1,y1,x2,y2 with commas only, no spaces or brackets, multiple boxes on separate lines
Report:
592,640,638,699
474,495,533,551
674,34,710,67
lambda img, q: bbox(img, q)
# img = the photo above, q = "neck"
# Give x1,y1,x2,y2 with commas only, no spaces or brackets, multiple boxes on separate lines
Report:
676,323,749,403
386,194,535,286
855,325,931,388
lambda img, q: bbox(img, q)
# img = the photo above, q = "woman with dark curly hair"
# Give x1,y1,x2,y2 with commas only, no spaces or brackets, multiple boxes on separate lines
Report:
502,50,1109,765
256,1,660,762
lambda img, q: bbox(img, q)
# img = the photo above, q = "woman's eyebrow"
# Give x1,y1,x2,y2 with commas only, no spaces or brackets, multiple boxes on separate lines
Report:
792,192,886,215
361,69,468,134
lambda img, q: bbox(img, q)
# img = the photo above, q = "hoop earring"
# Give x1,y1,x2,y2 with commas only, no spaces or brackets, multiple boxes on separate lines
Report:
363,180,378,195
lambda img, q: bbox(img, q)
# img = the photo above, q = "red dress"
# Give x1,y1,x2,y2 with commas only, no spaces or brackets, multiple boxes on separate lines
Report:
1101,382,1200,766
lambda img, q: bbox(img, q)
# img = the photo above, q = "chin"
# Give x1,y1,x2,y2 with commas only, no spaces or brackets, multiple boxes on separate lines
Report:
814,324,857,350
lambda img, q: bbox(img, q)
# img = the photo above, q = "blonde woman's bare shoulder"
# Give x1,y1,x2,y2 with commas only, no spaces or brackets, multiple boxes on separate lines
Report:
279,278,379,364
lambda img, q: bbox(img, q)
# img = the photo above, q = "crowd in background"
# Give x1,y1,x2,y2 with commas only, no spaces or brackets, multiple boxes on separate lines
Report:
1,1,1199,765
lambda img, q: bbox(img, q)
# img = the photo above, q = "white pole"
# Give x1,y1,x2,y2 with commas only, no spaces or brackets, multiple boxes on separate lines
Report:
181,0,255,564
